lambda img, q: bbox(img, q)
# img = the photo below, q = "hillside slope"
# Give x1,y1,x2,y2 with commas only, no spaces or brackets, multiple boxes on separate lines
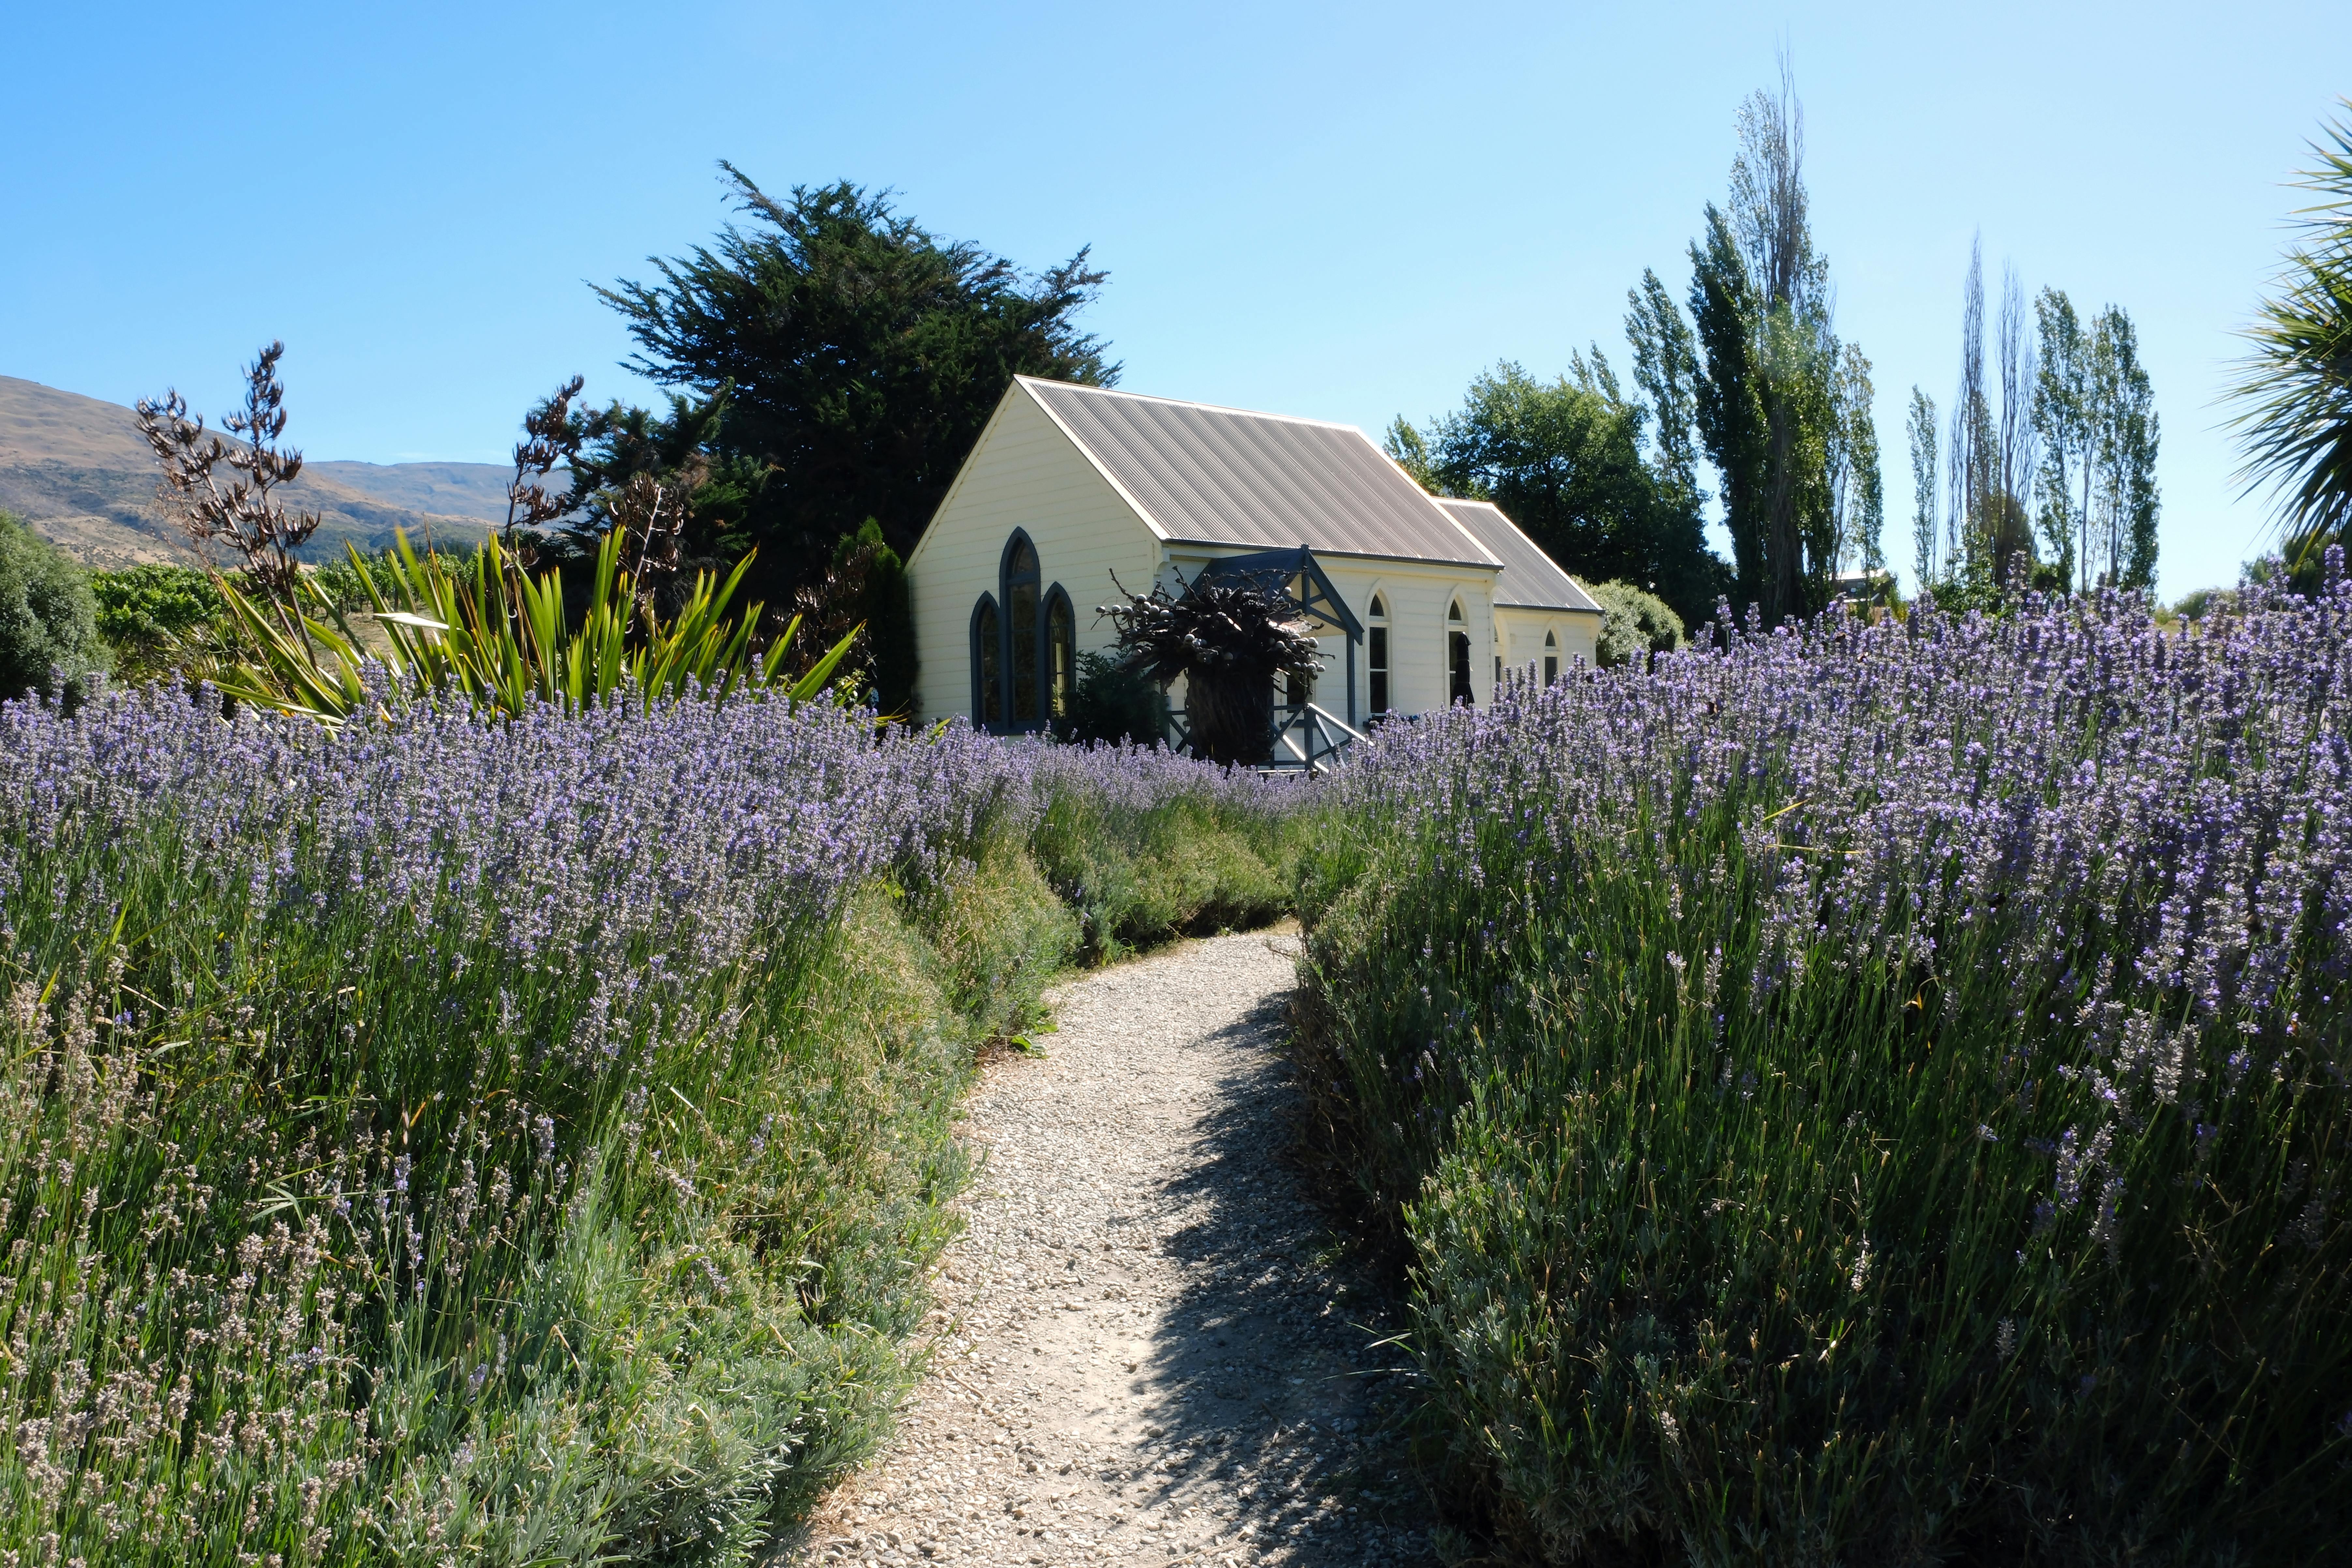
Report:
0,374,512,567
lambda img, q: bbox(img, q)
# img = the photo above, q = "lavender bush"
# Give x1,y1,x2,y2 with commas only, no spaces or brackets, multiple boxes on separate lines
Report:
0,680,1292,1563
1294,563,2352,1564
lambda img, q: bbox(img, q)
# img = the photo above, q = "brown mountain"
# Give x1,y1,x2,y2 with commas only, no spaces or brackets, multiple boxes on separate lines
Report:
0,374,514,569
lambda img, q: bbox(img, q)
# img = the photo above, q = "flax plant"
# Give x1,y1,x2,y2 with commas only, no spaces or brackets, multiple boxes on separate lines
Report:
210,527,856,725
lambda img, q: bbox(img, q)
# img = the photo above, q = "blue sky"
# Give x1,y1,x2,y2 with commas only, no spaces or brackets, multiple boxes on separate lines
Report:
4,0,2341,597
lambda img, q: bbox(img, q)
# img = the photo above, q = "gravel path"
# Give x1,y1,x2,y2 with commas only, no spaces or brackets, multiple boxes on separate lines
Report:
789,928,1433,1568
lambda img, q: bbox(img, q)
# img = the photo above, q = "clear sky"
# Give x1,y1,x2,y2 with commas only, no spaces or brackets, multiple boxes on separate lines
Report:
4,0,2341,597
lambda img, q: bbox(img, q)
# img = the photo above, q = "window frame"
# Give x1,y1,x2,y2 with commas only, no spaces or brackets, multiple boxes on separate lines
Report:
1043,584,1076,724
970,592,1003,728
1366,590,1390,717
1001,531,1043,730
1447,597,1473,706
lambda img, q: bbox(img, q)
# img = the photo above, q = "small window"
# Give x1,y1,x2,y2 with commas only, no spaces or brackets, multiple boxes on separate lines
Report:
1367,594,1390,715
1447,599,1472,706
1046,588,1075,720
1544,629,1558,686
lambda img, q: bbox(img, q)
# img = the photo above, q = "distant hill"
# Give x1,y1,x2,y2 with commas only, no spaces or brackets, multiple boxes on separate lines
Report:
0,374,535,569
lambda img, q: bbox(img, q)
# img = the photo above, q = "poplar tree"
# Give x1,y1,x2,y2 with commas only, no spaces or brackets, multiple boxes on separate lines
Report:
1685,68,1877,623
1907,388,1939,587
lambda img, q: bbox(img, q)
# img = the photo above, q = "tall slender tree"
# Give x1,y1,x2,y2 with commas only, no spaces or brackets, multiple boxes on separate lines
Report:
1688,205,1770,604
2087,306,2161,589
1686,66,1871,624
2032,288,2091,586
1907,387,1939,587
1947,239,1995,586
1626,267,1704,515
1994,265,2041,582
1829,344,1885,575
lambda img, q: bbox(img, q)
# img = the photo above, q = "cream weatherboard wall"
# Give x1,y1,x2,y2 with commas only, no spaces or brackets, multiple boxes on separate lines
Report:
1160,550,1500,719
1496,605,1602,683
905,388,1161,724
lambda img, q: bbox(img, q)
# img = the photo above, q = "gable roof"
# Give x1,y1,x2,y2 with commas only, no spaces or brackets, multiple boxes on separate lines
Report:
1018,377,1500,569
1431,498,1603,614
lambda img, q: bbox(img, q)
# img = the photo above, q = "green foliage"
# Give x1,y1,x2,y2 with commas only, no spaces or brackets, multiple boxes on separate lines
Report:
1027,758,1293,960
1390,361,1726,633
1586,579,1686,668
2230,99,2352,568
1099,572,1321,766
88,561,224,683
0,814,1030,1562
0,512,107,704
1680,81,1885,625
594,167,1117,604
1057,649,1170,747
213,529,854,724
806,519,916,716
0,726,1294,1562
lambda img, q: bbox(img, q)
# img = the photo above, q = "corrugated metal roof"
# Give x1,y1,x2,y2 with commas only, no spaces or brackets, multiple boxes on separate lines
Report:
1020,377,1500,568
1432,498,1603,613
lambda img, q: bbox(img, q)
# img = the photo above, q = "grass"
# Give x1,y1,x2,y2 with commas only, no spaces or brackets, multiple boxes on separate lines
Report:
1290,588,2352,1565
0,690,1298,1565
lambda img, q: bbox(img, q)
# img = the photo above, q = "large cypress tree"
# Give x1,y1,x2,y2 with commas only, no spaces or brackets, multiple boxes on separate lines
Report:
595,166,1117,602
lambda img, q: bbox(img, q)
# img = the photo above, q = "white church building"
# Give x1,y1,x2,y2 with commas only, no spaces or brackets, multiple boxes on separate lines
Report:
904,376,1602,738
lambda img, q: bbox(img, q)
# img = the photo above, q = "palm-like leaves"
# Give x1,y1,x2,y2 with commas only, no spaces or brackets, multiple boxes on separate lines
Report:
2231,102,2352,565
211,527,857,724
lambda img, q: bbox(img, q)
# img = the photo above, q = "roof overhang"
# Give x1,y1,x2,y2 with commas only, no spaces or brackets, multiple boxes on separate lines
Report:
1191,546,1365,643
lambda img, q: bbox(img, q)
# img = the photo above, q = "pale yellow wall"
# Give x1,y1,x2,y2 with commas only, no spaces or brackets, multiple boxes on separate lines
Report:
1497,606,1603,683
1160,550,1498,721
906,387,1164,723
914,394,1514,729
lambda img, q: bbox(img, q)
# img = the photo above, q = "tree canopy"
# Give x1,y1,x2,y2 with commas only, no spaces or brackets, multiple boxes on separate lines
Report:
1387,360,1727,632
2230,100,2352,578
595,167,1117,600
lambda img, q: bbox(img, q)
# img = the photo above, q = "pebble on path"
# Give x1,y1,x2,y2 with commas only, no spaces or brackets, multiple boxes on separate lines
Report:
784,927,1433,1568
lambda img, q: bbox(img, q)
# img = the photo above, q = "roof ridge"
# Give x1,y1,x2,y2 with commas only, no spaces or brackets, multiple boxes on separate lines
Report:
1015,375,1366,434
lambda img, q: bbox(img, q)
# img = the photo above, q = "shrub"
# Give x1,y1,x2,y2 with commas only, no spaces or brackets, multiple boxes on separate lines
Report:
1025,740,1298,957
1293,573,2352,1564
1057,649,1170,747
88,561,227,681
1585,577,1684,667
0,511,108,703
0,683,1298,1563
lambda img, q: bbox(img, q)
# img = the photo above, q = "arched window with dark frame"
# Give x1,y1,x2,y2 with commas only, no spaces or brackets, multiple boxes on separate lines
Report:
1367,593,1390,715
1003,533,1041,728
971,594,1003,727
1447,597,1473,706
1044,586,1075,722
1543,629,1559,685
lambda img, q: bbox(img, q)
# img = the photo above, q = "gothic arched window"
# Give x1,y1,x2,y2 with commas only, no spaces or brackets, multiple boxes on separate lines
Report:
1447,598,1473,706
971,594,1002,727
1044,586,1076,722
1003,533,1041,728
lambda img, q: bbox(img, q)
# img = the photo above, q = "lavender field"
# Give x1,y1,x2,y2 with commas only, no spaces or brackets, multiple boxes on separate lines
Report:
1294,562,2352,1563
0,686,1296,1563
